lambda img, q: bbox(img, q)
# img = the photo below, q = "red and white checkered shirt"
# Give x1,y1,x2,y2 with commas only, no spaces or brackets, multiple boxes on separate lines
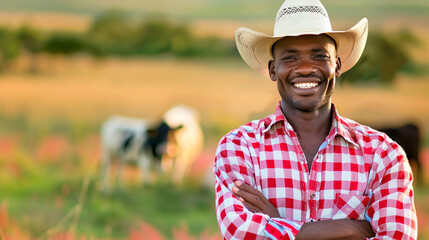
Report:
214,102,417,240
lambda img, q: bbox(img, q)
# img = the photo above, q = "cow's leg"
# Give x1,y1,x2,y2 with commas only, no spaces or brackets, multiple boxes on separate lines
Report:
115,158,125,188
138,154,152,185
173,145,197,185
171,155,188,185
153,158,163,182
100,149,113,192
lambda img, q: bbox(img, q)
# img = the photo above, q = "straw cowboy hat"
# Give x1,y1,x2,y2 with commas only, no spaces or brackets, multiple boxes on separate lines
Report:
235,0,368,75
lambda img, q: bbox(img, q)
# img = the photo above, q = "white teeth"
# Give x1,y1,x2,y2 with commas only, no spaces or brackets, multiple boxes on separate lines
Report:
294,82,318,89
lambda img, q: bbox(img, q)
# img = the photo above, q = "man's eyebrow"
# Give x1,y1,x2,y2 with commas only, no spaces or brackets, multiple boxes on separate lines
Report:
279,49,298,54
311,48,328,52
279,48,329,54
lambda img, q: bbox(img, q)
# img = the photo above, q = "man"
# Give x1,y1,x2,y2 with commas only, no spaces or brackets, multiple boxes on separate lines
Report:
213,0,417,239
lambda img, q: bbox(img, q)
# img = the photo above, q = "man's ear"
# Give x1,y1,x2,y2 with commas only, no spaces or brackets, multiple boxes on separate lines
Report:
335,57,342,78
268,60,277,82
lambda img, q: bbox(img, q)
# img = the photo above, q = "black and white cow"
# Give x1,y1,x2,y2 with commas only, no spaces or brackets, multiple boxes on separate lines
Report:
100,116,181,191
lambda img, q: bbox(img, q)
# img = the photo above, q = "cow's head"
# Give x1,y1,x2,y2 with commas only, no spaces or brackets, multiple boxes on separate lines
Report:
145,121,183,160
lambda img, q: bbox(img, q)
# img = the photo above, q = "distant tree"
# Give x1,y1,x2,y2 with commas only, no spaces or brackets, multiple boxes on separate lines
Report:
16,25,43,72
135,16,174,54
170,25,194,56
87,9,136,55
192,36,236,58
340,29,420,85
86,10,237,58
0,28,20,71
42,33,87,55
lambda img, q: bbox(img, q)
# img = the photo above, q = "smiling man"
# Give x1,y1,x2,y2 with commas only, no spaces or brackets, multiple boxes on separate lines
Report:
213,0,417,239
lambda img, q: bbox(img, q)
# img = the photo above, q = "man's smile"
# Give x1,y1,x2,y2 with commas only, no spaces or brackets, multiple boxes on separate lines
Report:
293,82,319,89
289,76,323,94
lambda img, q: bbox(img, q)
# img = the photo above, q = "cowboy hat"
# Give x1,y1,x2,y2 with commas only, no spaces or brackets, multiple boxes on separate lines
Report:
235,0,368,75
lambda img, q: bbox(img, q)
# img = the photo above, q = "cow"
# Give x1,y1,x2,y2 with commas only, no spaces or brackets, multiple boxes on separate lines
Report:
377,123,422,184
100,105,204,191
100,116,182,192
163,104,204,185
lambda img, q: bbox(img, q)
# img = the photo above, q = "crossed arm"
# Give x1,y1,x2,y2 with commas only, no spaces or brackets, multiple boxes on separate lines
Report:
215,132,417,239
232,181,375,240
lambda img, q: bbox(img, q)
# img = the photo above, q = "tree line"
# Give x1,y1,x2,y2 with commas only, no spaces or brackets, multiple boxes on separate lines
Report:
0,9,423,84
340,29,423,85
0,10,237,71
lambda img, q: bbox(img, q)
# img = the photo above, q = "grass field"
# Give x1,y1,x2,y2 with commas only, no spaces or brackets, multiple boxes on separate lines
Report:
0,5,429,239
0,54,429,239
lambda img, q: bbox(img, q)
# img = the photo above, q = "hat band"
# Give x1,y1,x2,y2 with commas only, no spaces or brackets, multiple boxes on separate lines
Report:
276,6,328,22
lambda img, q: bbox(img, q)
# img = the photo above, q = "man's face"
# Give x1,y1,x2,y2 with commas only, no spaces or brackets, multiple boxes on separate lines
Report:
269,34,341,112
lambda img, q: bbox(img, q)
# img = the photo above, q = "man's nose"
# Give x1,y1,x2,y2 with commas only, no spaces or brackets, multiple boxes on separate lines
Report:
295,58,316,75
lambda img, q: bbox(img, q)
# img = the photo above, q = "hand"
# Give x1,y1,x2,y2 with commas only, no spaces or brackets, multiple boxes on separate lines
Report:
232,181,280,218
296,219,375,240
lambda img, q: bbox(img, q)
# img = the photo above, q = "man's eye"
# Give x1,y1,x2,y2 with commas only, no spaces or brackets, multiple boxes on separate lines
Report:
315,54,330,59
282,55,296,61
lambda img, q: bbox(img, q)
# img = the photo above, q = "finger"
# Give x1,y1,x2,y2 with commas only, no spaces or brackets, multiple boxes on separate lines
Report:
233,190,259,212
240,198,261,213
234,181,266,199
234,181,268,201
234,181,254,192
232,185,264,209
241,184,273,209
233,182,280,218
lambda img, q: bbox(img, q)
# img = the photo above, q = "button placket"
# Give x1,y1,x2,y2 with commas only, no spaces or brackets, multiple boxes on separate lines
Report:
308,154,323,220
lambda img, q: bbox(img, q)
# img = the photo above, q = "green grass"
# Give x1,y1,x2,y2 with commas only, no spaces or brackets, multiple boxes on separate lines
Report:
0,0,427,19
0,113,219,239
1,172,218,239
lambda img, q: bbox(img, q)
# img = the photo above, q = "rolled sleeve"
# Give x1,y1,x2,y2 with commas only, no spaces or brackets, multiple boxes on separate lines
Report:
265,218,303,240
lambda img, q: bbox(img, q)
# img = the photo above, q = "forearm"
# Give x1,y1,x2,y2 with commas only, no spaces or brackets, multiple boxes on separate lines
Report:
216,179,304,240
296,219,374,240
229,182,374,240
215,180,269,239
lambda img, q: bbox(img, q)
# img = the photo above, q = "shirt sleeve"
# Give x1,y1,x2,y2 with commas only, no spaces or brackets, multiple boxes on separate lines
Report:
214,131,303,240
366,142,418,240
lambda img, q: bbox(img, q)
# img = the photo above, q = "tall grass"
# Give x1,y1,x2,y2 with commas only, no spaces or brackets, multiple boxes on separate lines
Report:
1,168,219,239
0,113,219,239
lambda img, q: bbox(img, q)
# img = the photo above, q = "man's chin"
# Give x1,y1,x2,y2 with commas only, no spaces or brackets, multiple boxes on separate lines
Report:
291,101,319,112
290,99,331,113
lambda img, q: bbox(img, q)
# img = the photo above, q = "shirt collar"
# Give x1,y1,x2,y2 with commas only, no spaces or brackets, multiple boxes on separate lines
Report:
264,101,359,148
330,105,360,148
262,102,288,134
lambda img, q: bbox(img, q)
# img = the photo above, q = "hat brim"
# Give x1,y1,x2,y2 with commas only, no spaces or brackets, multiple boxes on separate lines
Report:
235,18,368,75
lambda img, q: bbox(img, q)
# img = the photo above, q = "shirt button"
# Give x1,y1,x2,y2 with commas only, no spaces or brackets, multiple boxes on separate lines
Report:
310,192,316,198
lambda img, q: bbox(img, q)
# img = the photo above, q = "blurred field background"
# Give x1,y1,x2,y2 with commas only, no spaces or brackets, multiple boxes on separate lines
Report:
0,0,428,239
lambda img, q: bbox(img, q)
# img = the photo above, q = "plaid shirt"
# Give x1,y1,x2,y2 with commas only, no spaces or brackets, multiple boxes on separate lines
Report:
214,102,417,240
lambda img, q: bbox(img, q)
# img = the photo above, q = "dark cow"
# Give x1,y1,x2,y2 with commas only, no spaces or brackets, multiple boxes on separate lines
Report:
377,123,422,184
100,116,181,192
